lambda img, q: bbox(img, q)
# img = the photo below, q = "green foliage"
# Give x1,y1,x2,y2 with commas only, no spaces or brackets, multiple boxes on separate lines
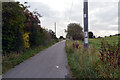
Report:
29,25,39,47
24,9,57,47
2,2,58,53
66,23,83,40
2,2,26,53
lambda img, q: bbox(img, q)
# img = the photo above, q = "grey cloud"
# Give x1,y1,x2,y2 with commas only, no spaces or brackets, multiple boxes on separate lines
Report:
28,2,59,18
26,1,118,37
88,2,118,36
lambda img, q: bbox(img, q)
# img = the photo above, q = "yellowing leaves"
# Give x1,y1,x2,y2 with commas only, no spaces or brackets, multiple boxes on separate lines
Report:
23,32,30,48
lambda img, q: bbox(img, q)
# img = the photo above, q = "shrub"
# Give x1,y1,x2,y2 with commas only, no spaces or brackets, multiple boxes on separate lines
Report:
99,39,120,67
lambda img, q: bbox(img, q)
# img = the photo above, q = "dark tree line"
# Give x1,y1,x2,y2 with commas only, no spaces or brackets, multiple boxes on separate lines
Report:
2,2,58,54
89,32,95,38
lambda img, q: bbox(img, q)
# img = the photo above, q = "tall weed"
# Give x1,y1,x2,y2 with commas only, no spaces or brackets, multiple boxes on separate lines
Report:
66,40,120,78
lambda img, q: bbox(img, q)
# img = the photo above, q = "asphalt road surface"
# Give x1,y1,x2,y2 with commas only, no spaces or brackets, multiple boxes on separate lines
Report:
3,40,71,78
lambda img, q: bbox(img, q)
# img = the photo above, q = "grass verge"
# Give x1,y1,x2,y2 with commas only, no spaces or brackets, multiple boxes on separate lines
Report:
2,41,57,74
65,40,120,78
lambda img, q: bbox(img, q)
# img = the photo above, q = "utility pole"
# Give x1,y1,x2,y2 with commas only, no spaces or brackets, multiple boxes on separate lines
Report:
84,0,89,48
55,22,56,36
118,0,120,34
118,0,120,42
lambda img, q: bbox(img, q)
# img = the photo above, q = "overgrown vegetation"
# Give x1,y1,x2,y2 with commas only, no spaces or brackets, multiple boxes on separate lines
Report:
99,39,120,68
2,2,25,53
66,39,120,78
2,2,58,74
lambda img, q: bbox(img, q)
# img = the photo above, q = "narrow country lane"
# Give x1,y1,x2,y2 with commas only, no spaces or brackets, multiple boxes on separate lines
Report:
3,40,71,78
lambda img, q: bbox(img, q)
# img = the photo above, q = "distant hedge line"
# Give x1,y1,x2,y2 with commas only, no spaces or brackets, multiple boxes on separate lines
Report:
2,2,58,54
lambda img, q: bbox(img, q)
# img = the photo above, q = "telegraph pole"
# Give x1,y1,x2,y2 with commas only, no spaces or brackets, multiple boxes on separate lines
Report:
84,0,89,48
55,22,56,36
118,0,120,42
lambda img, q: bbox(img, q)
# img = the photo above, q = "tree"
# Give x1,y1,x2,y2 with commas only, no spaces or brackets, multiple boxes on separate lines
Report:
98,36,102,38
88,32,93,38
59,36,64,39
66,23,83,40
2,2,58,54
2,2,26,53
110,35,112,37
48,29,56,39
24,8,42,47
93,36,95,38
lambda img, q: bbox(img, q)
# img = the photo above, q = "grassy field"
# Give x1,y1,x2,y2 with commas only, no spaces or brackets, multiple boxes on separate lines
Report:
89,36,120,49
2,41,57,74
66,36,120,78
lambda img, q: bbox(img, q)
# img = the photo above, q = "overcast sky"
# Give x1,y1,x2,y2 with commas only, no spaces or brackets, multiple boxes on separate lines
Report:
15,0,119,38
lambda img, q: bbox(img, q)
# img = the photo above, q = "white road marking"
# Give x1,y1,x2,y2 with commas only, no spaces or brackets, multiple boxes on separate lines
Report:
56,66,59,69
